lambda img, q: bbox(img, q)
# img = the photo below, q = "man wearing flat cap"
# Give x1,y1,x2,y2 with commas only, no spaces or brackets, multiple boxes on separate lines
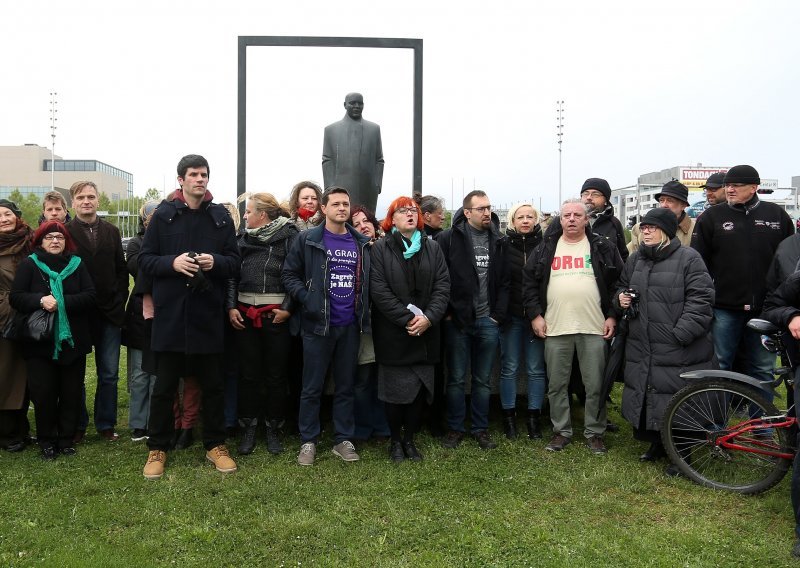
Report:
628,180,695,252
691,164,794,386
700,172,727,210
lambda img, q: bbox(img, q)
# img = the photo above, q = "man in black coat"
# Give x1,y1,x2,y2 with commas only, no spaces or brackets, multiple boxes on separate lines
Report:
66,181,128,443
691,164,794,389
437,190,509,451
138,154,240,480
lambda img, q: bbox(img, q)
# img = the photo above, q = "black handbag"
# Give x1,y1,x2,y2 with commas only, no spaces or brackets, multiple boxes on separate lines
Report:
2,309,55,342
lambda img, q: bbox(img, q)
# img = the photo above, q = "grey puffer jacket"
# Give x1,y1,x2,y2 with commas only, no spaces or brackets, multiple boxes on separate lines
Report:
615,239,715,432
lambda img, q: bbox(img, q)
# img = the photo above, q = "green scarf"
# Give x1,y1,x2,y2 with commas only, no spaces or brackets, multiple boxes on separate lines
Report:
29,253,81,359
392,228,422,259
246,216,289,243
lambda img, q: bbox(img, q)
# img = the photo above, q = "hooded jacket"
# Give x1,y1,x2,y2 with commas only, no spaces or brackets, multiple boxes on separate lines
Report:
436,207,509,328
138,195,240,353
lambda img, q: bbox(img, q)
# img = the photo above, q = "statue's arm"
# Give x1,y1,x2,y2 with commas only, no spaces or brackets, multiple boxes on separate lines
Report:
374,126,384,192
322,125,335,187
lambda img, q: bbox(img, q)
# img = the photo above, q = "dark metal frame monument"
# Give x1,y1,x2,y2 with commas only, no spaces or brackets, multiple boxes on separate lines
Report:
237,36,424,200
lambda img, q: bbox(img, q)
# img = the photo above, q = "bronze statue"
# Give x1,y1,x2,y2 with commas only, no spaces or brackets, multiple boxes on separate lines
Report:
322,93,384,213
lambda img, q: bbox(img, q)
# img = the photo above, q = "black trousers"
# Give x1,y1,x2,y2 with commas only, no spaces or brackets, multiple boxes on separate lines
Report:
236,316,290,421
27,356,85,449
147,352,225,451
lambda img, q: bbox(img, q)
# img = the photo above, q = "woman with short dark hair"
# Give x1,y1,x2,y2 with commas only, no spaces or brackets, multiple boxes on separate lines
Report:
10,221,95,459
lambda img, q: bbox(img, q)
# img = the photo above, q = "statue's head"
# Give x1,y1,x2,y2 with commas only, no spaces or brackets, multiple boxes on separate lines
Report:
344,92,364,119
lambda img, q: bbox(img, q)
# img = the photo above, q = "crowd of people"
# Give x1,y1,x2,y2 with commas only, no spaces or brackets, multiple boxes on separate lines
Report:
3,157,800,550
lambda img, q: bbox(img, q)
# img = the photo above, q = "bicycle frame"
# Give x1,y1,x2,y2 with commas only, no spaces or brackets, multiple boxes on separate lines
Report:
715,415,797,460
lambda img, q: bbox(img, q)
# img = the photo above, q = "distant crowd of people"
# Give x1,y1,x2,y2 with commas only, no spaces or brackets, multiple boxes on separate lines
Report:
3,157,800,550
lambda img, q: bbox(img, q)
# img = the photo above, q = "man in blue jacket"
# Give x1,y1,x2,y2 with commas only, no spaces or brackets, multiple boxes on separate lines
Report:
282,186,371,466
138,154,241,480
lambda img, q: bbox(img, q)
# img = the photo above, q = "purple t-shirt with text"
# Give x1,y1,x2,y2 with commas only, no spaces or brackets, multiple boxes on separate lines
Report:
323,228,359,327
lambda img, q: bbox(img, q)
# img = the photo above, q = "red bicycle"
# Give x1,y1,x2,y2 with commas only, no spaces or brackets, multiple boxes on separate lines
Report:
661,318,797,494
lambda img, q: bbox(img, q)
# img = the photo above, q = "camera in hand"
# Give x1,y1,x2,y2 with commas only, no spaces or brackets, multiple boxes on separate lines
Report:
623,287,640,320
185,252,210,292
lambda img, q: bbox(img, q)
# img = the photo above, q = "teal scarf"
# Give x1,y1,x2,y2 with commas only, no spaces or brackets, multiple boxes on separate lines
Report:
29,253,81,359
392,228,422,259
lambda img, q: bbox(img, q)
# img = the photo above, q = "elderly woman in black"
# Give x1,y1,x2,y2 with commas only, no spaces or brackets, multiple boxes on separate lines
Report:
614,208,714,474
370,196,450,462
228,192,298,456
0,199,33,452
10,221,95,459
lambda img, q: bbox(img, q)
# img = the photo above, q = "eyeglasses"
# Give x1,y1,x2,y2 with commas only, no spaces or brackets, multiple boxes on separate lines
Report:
43,234,65,241
640,225,659,233
581,191,605,199
725,183,752,188
395,207,419,215
467,206,492,213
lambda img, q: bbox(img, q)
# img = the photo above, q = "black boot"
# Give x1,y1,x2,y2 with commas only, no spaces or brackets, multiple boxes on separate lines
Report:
389,441,405,463
265,419,284,455
174,428,194,450
639,441,666,462
526,410,542,440
238,418,258,455
503,409,518,440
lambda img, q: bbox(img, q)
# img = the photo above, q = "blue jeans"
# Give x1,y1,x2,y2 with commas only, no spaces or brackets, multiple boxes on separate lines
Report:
499,316,546,411
299,324,359,444
80,318,121,432
793,371,800,538
444,317,500,434
712,308,776,384
126,348,156,430
353,362,389,439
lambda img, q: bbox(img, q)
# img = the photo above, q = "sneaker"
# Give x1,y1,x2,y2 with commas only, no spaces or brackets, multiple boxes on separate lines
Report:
99,429,119,442
473,430,498,450
332,440,360,462
206,445,237,473
586,435,607,455
60,446,77,456
545,434,572,452
131,429,149,442
298,442,316,466
40,446,57,461
441,430,465,449
143,450,167,480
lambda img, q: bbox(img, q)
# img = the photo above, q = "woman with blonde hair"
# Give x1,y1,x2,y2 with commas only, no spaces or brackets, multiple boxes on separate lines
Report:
500,202,546,439
227,192,298,455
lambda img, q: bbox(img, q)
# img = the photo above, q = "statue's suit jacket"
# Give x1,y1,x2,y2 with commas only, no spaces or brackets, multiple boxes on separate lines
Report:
322,114,384,213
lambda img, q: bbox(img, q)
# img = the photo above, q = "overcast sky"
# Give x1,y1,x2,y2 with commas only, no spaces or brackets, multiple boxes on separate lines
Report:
3,0,799,214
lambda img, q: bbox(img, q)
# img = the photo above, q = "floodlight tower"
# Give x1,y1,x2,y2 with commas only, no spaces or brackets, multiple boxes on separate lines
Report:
556,100,565,206
49,91,58,193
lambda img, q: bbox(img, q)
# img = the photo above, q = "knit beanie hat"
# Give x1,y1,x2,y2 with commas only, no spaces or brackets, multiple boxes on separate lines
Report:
723,165,760,185
580,178,611,201
654,180,689,205
640,208,677,239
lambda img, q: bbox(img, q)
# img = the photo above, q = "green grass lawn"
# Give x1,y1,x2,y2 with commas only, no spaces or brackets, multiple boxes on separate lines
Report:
0,354,796,567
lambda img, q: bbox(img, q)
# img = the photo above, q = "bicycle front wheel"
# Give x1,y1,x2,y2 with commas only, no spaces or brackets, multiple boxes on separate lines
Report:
661,380,792,495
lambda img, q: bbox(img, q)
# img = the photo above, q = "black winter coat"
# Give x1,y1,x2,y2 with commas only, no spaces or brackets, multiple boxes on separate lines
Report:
65,218,128,326
766,233,800,294
763,272,800,330
615,240,715,432
437,208,509,328
10,250,96,364
522,225,622,322
505,226,542,319
138,199,240,354
370,231,450,366
122,234,147,350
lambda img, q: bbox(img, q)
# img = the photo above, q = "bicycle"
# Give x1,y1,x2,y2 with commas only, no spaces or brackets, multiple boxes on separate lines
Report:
660,318,797,495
